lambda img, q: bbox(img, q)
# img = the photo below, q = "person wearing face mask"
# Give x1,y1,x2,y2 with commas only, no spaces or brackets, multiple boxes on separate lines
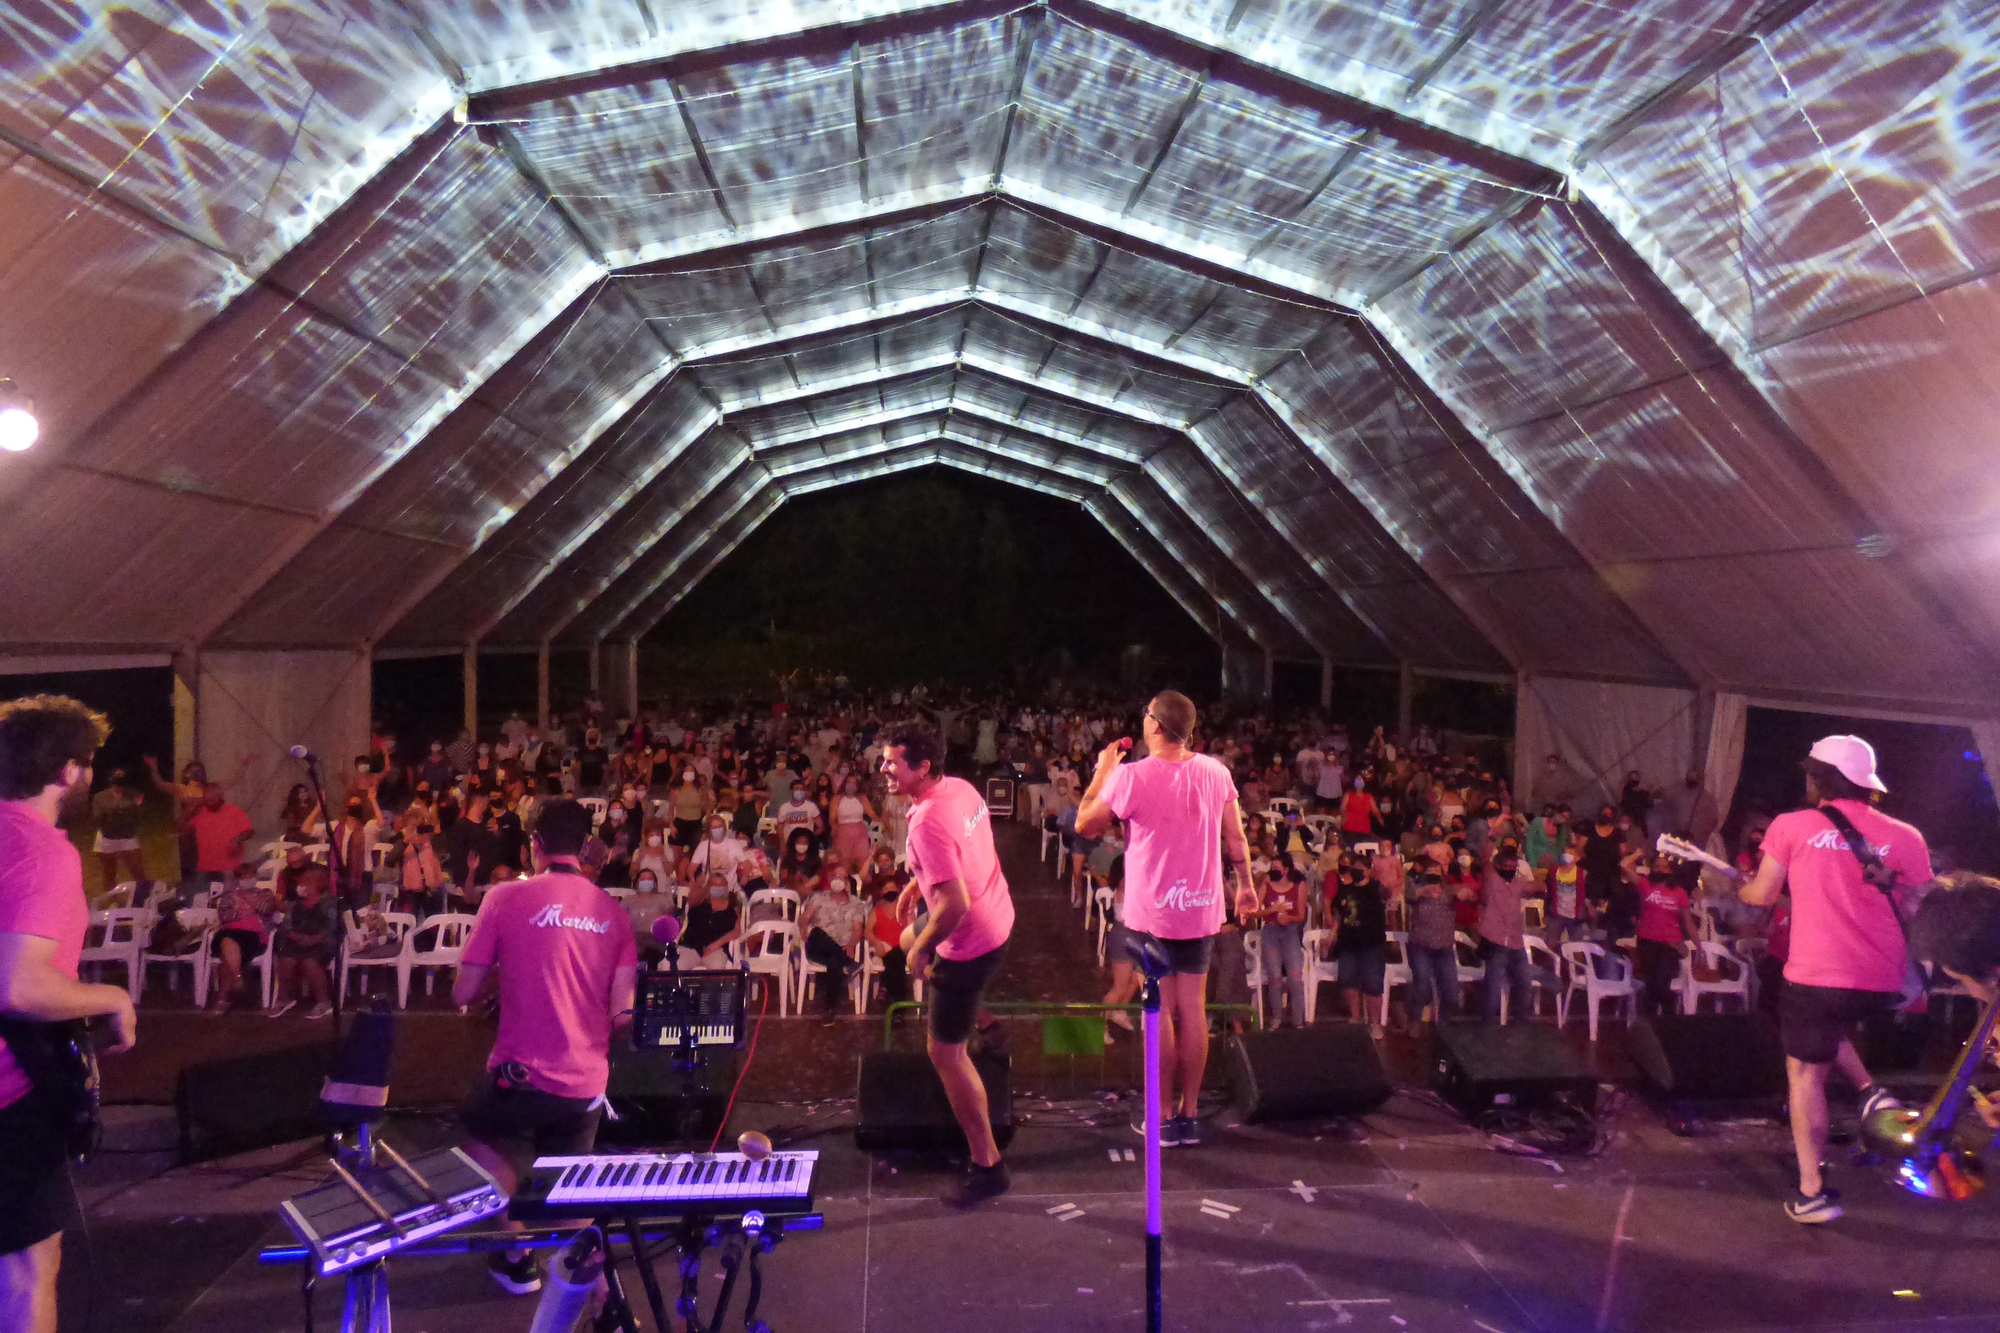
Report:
1477,846,1542,1021
1402,872,1460,1029
1329,859,1390,1038
777,828,822,891
1546,845,1591,946
688,815,746,883
800,870,867,1024
681,872,742,965
1580,805,1626,917
829,774,879,875
624,869,673,948
1252,854,1309,1028
775,784,822,851
666,767,711,851
1339,776,1380,847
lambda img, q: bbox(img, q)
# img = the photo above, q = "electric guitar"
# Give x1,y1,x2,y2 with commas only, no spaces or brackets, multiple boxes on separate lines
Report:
1654,833,1736,878
0,1017,102,1161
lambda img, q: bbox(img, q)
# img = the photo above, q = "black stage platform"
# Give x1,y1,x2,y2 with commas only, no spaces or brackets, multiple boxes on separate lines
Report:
66,1082,2000,1333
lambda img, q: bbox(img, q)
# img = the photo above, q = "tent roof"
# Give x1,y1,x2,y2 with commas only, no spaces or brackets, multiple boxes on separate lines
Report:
2,0,1996,717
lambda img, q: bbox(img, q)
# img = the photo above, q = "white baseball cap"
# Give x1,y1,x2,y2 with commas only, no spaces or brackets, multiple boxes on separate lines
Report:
1807,734,1888,793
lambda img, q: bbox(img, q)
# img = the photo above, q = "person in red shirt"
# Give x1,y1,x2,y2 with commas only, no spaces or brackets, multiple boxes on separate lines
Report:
1632,856,1697,1016
452,798,637,1295
185,783,254,887
0,696,138,1333
1736,735,1932,1225
883,722,1016,1208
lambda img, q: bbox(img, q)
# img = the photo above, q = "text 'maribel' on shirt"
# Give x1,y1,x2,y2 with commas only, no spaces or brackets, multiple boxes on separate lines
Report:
1101,751,1238,941
462,869,637,1100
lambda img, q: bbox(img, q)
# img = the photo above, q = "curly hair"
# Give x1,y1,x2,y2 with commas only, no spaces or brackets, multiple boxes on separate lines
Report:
0,694,110,800
882,721,943,778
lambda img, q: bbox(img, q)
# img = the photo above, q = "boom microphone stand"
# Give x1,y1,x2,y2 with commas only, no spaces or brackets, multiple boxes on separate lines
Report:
1127,936,1172,1333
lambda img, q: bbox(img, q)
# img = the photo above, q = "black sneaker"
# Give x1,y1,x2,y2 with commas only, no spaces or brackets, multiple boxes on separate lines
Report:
487,1251,541,1295
945,1160,1011,1209
1785,1187,1842,1225
1170,1115,1201,1148
1132,1114,1188,1146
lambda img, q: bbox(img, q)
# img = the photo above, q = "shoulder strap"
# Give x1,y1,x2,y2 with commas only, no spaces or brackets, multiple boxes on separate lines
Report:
1817,803,1898,895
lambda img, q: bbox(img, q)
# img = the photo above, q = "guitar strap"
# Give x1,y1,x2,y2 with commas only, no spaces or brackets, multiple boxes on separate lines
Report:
1817,802,1926,1006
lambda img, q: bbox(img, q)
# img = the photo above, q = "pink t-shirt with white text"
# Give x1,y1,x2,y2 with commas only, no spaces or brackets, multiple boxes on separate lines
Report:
0,807,89,1109
1103,753,1238,940
1764,799,1929,992
904,777,1014,961
463,870,637,1099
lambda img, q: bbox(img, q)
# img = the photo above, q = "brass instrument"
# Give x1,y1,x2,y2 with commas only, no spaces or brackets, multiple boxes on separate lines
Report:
1863,996,2000,1200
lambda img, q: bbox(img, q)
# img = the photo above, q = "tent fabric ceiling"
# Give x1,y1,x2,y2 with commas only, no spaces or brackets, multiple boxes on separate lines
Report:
1,0,1996,717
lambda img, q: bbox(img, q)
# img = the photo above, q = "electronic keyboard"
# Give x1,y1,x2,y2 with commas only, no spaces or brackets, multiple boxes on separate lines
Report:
633,969,747,1050
509,1150,817,1222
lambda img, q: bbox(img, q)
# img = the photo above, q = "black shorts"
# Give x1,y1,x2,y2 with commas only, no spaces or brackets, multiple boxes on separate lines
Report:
1137,932,1214,976
928,945,1006,1045
213,928,264,959
0,1091,77,1256
1779,981,1898,1064
460,1068,603,1165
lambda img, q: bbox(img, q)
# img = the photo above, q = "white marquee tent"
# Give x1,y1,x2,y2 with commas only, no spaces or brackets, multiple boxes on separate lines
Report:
3,0,1997,824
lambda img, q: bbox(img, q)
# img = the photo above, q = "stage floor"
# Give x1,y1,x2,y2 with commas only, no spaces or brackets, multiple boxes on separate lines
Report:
68,1082,2000,1333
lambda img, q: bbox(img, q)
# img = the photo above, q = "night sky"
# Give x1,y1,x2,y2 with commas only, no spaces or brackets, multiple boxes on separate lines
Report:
643,468,1217,692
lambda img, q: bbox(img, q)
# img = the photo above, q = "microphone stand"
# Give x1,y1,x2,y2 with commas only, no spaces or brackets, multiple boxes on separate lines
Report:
1131,940,1171,1333
299,752,349,1024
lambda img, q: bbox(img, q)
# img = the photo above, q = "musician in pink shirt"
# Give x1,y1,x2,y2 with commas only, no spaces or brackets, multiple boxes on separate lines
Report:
0,697,137,1333
452,798,637,1295
1077,691,1250,1149
885,722,1015,1209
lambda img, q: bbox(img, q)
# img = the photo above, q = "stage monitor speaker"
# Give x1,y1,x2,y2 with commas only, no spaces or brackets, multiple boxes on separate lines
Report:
177,1040,335,1162
1227,1026,1391,1122
1628,1013,1785,1102
1435,1022,1596,1119
855,1050,1014,1151
600,1045,737,1146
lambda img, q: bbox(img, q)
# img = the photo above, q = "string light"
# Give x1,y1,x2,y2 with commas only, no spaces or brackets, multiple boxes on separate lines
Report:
0,380,37,453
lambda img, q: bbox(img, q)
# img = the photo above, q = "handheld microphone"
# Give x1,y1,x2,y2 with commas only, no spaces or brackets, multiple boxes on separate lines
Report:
1116,738,1133,753
289,744,316,762
651,916,683,947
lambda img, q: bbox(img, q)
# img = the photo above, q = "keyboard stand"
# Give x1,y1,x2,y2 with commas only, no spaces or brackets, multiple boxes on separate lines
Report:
588,1209,814,1333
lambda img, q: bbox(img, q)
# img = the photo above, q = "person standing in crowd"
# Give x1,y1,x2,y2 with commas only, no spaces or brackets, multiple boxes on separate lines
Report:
1735,736,1930,1224
1076,691,1249,1149
1329,860,1389,1037
1478,846,1540,1021
1633,852,1697,1015
0,696,139,1333
829,775,878,875
88,768,149,893
186,783,254,892
1403,870,1459,1029
453,799,636,1296
1253,855,1308,1028
884,722,1015,1206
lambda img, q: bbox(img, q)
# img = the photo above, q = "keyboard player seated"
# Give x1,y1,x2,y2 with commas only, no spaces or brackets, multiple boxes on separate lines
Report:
452,798,638,1296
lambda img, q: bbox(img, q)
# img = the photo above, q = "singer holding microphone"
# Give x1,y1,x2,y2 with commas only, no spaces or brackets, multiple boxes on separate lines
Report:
1075,692,1249,1148
450,798,637,1297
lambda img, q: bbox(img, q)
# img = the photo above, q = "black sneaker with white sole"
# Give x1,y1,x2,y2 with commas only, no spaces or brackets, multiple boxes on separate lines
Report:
487,1251,542,1294
1785,1187,1842,1224
944,1161,1012,1210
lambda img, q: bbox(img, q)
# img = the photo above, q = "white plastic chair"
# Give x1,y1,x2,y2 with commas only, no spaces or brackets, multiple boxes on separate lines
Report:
854,948,886,1013
406,913,478,1005
369,841,397,872
1678,939,1751,1014
1521,933,1562,1020
746,888,801,924
1302,815,1341,849
1452,931,1486,996
1377,929,1412,1027
1522,898,1546,932
342,911,417,1005
1266,797,1303,821
741,920,798,1016
1559,940,1636,1040
247,932,278,1009
144,907,216,1007
1094,887,1115,965
578,796,608,827
1040,814,1061,866
1243,931,1266,1028
82,908,153,1003
1301,926,1338,1024
797,941,865,1015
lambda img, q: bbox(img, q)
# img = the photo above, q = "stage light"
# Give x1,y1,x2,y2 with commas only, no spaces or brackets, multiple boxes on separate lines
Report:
0,380,37,453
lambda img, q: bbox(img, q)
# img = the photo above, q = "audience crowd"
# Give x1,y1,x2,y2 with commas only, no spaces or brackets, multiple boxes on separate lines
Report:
77,680,1794,1036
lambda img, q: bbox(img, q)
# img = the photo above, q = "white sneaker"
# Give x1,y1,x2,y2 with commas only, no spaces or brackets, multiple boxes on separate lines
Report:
267,1000,297,1019
303,1002,334,1020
